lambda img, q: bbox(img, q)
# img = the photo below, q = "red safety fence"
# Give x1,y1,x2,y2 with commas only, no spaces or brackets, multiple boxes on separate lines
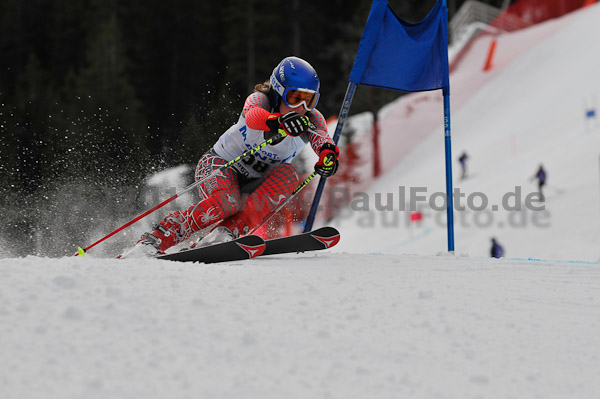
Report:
493,0,594,31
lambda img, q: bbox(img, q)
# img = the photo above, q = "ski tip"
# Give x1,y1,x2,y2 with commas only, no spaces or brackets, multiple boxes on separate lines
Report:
311,230,341,249
76,247,86,257
237,242,266,258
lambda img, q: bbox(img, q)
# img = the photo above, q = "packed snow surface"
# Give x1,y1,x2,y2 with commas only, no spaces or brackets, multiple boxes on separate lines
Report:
1,253,599,399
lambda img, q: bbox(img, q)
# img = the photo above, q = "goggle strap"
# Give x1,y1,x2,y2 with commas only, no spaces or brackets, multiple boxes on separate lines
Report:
270,74,285,96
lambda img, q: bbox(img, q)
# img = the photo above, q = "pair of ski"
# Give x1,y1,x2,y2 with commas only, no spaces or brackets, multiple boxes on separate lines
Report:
158,226,340,264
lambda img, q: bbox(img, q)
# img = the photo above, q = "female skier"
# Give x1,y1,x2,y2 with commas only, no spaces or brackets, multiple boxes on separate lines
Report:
122,56,339,257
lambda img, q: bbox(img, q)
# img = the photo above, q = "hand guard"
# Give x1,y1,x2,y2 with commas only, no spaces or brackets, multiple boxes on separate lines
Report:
315,143,340,177
265,112,310,137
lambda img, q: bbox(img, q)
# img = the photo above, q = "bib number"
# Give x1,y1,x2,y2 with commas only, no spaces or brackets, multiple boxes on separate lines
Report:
242,154,269,174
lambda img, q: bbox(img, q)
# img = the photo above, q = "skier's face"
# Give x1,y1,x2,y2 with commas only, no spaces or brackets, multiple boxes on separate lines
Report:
280,102,308,115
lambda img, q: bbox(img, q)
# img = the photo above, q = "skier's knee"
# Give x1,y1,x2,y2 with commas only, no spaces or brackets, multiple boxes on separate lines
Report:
216,191,242,215
273,163,299,184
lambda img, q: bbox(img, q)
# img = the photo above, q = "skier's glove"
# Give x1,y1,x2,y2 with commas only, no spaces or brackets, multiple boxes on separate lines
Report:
315,143,340,177
265,112,310,137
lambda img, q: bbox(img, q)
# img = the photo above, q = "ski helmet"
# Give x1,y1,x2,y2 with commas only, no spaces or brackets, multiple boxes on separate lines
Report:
270,56,320,111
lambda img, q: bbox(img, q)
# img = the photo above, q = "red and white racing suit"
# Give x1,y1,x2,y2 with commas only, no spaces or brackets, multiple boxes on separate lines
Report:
148,91,334,251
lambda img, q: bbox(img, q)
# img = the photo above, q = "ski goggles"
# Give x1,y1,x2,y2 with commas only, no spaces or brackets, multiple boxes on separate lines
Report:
271,76,320,111
282,87,320,111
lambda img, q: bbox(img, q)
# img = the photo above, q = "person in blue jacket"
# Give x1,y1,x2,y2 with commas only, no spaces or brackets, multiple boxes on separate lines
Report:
490,238,504,258
533,165,547,201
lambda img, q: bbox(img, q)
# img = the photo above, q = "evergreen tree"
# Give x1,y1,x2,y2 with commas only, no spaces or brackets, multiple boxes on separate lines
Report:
13,53,58,191
5,53,58,254
118,0,226,161
63,13,148,185
47,0,91,83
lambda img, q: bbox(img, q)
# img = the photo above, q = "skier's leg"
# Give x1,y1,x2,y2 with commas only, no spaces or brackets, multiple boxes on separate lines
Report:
141,151,242,252
218,163,299,237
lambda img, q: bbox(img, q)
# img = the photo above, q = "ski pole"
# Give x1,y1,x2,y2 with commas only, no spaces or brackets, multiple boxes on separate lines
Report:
75,129,288,256
249,171,317,235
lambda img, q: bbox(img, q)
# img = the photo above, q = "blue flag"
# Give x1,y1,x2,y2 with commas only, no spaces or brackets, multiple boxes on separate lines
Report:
304,0,455,252
349,0,450,93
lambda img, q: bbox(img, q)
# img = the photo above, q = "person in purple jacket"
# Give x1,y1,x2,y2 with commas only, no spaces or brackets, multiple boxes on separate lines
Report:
533,165,547,201
490,238,504,259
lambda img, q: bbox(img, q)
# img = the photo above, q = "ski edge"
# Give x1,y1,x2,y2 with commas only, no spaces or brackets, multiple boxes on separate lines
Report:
157,235,265,263
156,227,340,263
261,226,341,257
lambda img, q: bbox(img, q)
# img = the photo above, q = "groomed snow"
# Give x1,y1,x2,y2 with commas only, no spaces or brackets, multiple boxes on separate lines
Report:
1,253,599,399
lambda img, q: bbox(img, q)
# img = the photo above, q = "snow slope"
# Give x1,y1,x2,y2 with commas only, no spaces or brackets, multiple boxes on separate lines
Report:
1,253,599,399
2,5,600,399
333,5,600,262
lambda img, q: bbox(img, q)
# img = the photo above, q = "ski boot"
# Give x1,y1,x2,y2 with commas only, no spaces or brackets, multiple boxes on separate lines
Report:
118,220,182,259
191,226,237,249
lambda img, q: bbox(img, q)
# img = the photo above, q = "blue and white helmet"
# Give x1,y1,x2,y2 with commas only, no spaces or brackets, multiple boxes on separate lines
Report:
270,56,320,111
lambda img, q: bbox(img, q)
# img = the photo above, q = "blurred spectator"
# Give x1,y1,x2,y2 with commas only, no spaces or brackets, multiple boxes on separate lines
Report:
490,238,504,258
458,152,469,180
532,165,547,201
